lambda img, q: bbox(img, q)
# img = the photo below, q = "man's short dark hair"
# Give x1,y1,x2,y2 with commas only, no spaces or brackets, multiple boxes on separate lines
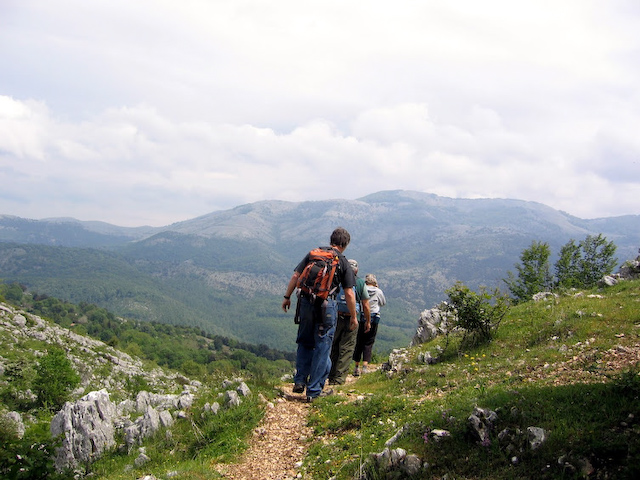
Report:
330,227,351,249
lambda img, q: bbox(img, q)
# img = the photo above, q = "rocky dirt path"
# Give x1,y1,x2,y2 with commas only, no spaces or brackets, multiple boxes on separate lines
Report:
212,385,313,480
212,367,376,479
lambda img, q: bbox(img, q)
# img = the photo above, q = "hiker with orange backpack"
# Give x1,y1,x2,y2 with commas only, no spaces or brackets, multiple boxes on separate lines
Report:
282,227,357,402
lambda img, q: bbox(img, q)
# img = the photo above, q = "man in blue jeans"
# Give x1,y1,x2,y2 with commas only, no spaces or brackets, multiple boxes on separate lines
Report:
281,227,357,401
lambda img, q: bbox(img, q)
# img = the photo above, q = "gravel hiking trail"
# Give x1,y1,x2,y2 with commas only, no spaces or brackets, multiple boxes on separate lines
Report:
212,384,313,480
212,368,372,479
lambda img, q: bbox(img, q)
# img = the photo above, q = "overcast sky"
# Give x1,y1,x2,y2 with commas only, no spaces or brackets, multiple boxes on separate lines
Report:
1,0,639,227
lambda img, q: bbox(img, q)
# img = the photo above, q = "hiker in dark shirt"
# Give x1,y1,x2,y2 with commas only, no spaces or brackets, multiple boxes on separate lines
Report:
282,227,357,401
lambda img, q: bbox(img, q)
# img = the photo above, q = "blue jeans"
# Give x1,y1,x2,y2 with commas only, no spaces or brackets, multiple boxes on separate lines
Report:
294,295,337,398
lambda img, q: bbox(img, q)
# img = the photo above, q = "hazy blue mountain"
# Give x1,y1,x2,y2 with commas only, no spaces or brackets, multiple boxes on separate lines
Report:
1,190,638,352
0,215,159,246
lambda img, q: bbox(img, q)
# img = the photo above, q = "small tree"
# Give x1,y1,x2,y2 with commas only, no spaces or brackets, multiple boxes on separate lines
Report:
580,233,618,287
554,239,582,289
33,347,80,411
504,241,552,303
555,234,617,289
440,282,509,348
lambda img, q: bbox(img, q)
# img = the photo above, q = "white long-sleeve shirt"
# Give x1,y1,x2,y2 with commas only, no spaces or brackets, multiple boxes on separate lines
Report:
365,285,386,314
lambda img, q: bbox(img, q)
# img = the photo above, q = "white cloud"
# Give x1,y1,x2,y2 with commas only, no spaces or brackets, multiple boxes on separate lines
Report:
1,1,640,225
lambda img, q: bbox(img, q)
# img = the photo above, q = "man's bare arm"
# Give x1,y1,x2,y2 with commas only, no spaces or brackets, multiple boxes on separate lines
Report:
282,272,299,312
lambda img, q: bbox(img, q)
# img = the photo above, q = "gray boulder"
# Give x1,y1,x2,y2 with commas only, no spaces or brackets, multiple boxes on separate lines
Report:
135,389,195,412
134,451,151,467
12,314,27,328
368,447,426,478
532,292,558,302
225,390,241,407
601,251,640,286
50,389,117,471
2,411,25,439
618,253,640,279
382,348,411,374
410,308,449,346
237,382,251,397
124,405,174,448
468,407,498,446
203,402,220,415
527,426,546,450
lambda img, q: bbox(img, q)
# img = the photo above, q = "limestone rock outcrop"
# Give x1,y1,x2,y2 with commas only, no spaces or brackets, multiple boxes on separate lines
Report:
50,389,117,471
409,307,449,346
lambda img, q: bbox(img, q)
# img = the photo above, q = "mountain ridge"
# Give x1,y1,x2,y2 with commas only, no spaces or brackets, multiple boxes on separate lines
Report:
3,190,638,247
1,190,639,351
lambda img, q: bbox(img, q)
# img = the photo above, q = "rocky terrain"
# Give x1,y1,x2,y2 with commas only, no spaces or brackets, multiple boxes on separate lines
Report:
0,302,256,476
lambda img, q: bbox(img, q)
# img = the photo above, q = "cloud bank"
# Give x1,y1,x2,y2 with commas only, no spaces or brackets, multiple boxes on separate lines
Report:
1,0,639,226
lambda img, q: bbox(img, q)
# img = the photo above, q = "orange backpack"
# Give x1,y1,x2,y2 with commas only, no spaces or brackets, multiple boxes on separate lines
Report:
296,247,340,301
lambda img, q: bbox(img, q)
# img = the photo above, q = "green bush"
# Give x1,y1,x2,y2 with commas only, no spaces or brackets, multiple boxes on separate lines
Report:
441,282,509,348
0,419,67,480
33,347,80,411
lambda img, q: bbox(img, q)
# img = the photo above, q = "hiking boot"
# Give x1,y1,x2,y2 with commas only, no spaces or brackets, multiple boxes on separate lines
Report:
361,366,368,374
306,388,334,403
353,367,360,377
293,383,305,394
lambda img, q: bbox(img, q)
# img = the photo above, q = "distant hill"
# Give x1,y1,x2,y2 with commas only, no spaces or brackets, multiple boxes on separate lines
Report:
0,214,158,246
1,190,639,352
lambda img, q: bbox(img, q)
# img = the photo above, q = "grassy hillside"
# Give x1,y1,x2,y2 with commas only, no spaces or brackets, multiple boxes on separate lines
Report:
302,278,640,479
